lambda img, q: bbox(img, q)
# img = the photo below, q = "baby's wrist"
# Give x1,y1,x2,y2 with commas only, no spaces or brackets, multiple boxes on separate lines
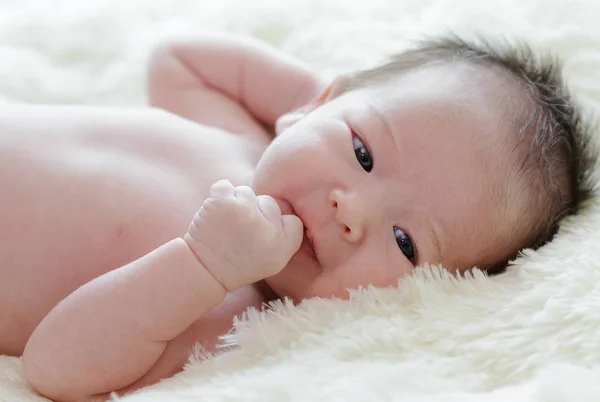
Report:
182,234,231,293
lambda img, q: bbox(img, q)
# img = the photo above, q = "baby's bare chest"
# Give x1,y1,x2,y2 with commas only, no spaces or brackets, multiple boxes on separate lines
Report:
0,106,265,282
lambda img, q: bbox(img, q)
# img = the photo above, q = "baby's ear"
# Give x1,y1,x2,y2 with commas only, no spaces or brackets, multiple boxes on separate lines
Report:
311,75,347,106
275,75,347,136
274,110,305,135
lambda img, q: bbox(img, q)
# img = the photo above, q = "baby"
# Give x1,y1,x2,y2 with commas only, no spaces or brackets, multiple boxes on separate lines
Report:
0,33,589,401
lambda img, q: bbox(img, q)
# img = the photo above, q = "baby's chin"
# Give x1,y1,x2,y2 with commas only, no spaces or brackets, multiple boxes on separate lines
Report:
262,265,314,304
262,268,303,304
263,265,351,303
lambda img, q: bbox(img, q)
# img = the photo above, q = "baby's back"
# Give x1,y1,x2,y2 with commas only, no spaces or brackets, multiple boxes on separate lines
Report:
0,104,264,355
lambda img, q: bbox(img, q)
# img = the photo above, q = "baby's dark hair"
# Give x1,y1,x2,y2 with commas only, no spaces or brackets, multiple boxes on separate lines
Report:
338,34,596,274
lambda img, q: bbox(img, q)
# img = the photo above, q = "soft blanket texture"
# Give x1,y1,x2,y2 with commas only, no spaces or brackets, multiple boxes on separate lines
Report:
2,0,600,401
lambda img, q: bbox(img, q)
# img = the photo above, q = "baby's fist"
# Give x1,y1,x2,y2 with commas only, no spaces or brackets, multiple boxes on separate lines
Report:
184,180,303,292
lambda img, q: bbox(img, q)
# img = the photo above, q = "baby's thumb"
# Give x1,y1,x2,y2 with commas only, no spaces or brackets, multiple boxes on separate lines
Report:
281,214,304,258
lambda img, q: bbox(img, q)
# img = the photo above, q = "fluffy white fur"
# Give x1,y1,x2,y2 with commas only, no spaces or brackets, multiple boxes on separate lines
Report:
2,0,600,401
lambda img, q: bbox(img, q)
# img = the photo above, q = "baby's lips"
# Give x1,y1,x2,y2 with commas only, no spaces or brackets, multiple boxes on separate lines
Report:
274,197,295,216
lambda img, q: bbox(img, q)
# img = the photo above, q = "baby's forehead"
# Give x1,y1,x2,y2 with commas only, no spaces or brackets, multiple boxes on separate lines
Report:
365,62,516,112
350,62,526,150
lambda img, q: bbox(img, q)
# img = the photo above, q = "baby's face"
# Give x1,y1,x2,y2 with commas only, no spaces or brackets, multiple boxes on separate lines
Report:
252,64,515,302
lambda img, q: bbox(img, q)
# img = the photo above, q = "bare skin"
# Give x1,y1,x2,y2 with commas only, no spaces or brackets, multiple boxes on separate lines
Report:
3,35,323,401
0,35,521,401
0,105,261,355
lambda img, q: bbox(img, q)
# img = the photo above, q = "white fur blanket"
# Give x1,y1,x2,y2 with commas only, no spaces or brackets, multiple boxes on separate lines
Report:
2,0,600,401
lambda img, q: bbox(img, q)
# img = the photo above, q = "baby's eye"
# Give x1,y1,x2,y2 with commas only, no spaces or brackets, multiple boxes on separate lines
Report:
394,226,415,263
352,134,373,172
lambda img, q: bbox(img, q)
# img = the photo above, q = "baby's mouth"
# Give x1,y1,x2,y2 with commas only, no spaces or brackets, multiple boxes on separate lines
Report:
275,197,319,262
275,198,295,216
301,228,317,260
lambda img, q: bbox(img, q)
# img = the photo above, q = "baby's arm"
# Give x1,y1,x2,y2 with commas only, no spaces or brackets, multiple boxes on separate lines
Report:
22,181,302,402
147,34,324,142
22,238,225,402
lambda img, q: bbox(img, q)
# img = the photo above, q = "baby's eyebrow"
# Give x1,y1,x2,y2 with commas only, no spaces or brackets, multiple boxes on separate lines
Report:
425,216,443,264
365,101,398,151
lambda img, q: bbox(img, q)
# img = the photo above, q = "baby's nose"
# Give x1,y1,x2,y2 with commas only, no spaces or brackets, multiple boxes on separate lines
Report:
329,189,365,243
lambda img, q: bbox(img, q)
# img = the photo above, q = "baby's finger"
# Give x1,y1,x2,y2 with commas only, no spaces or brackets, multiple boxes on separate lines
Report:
256,195,281,223
281,215,304,258
234,185,257,204
210,180,235,198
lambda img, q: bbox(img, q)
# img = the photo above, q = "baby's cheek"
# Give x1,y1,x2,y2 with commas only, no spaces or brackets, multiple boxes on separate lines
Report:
338,260,407,293
306,269,377,299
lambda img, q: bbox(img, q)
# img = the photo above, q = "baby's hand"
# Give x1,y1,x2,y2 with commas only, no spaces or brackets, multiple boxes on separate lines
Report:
184,180,304,292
